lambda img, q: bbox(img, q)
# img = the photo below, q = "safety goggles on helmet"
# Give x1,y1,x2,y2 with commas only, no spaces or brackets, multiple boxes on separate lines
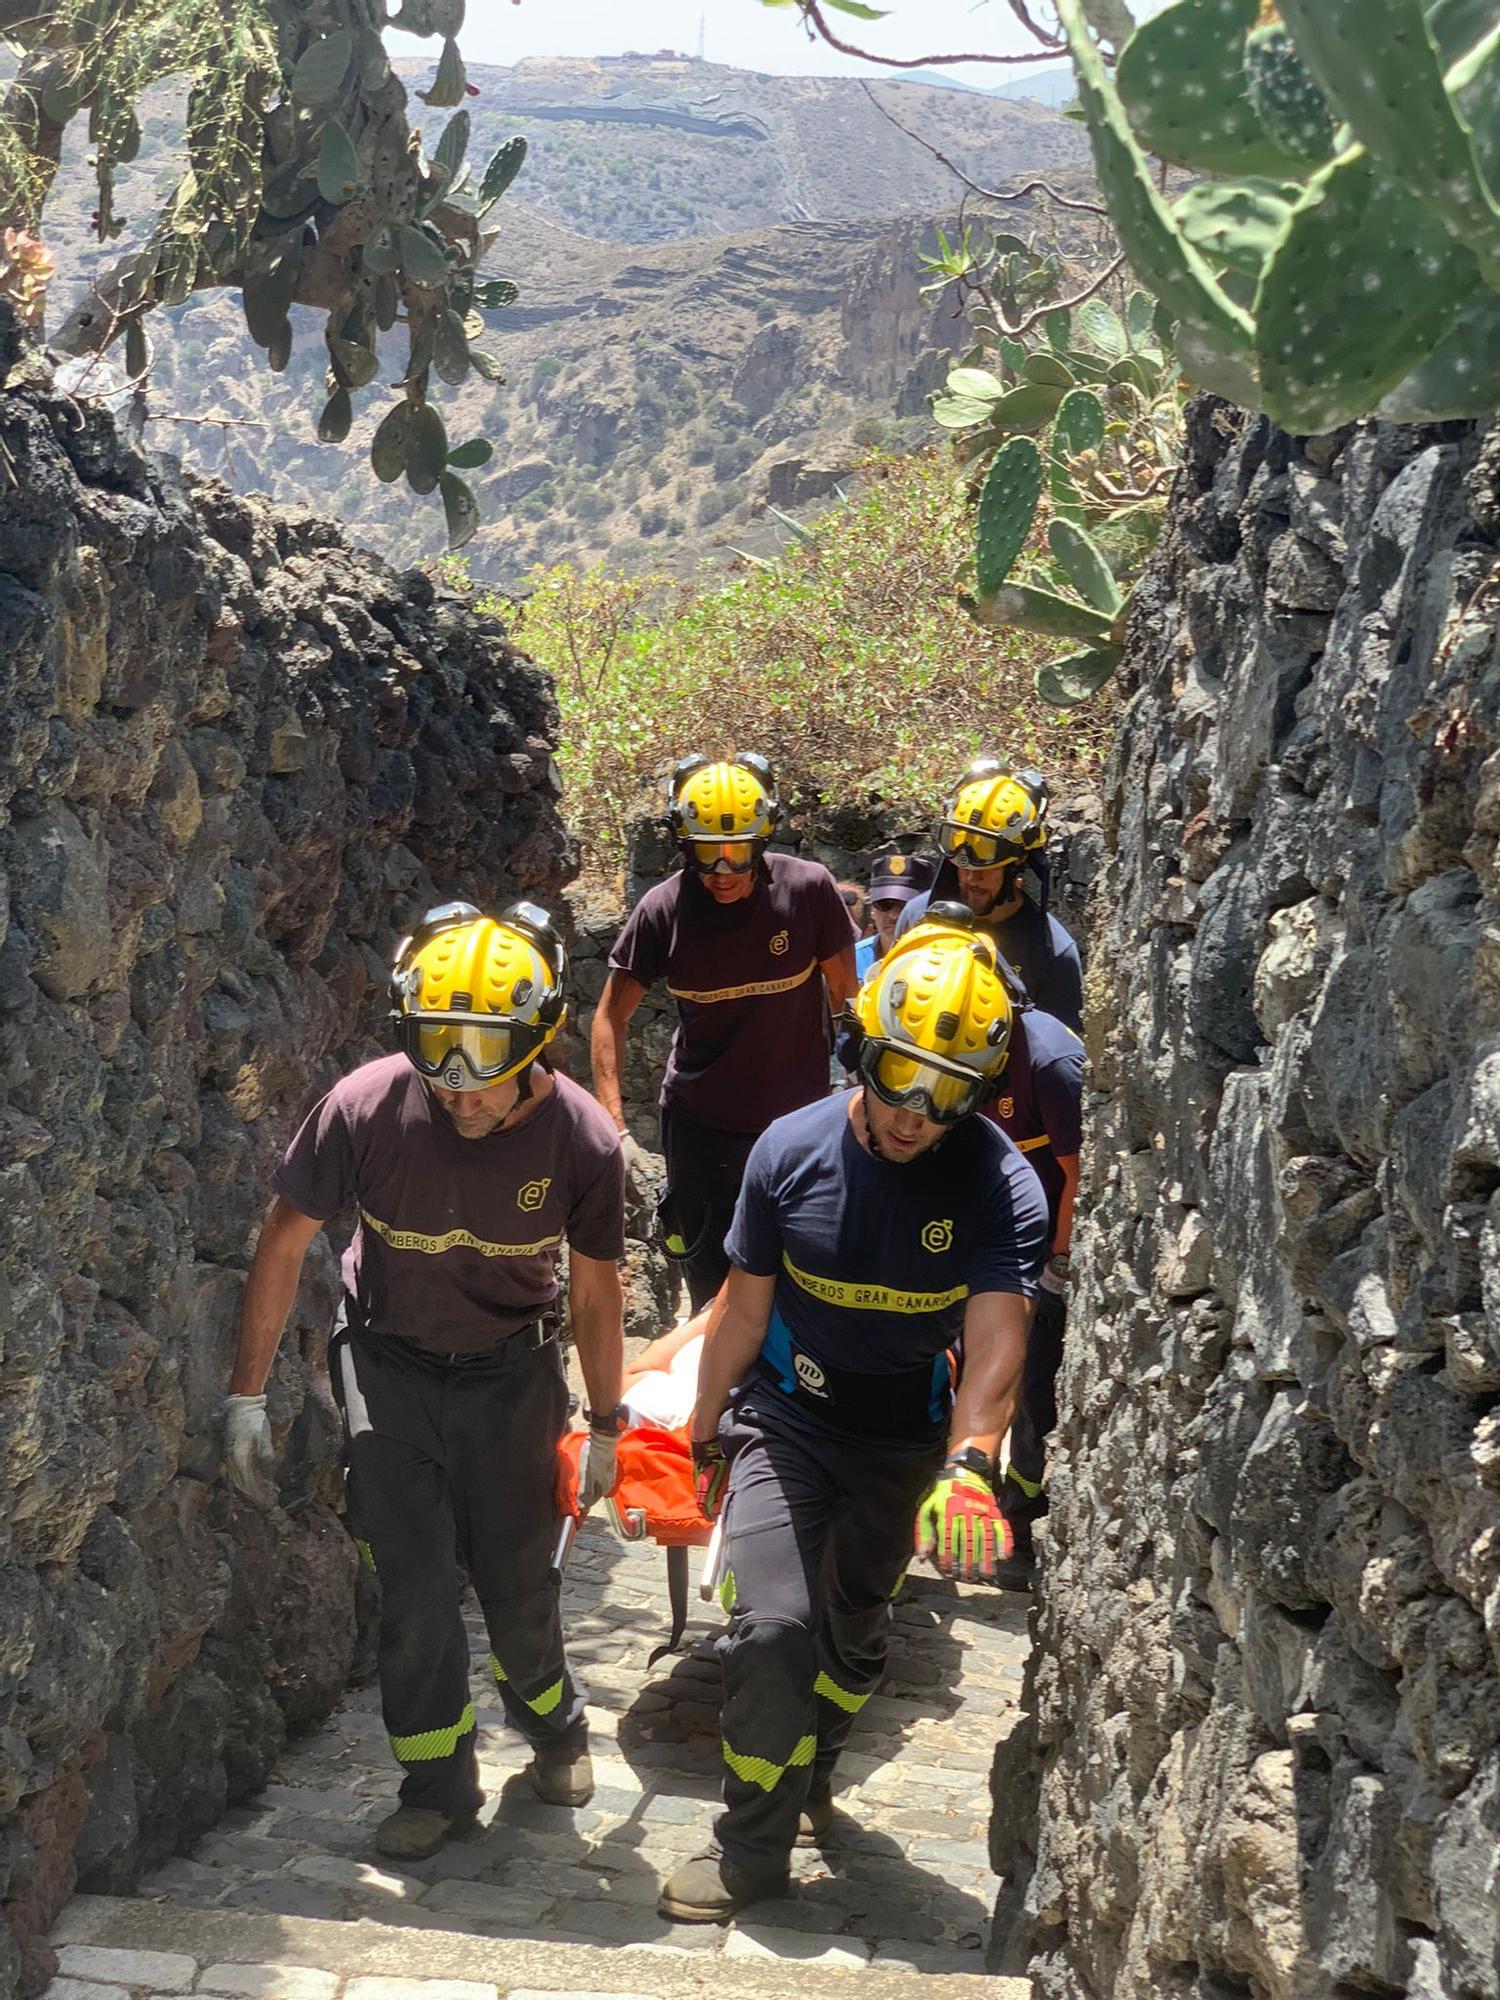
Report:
399,1016,541,1091
858,1039,991,1124
689,838,758,874
935,820,1029,871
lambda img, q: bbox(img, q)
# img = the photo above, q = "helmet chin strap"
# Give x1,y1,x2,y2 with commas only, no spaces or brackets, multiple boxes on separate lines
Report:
860,1091,948,1162
493,1061,535,1128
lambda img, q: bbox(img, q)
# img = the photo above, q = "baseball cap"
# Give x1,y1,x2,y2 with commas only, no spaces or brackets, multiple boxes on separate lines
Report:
868,851,935,905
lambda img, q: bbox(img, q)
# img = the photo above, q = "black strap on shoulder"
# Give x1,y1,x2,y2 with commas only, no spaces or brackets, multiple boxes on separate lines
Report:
647,1545,692,1668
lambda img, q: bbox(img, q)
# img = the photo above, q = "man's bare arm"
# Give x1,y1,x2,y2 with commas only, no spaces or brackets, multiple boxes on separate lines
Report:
948,1289,1032,1463
1052,1154,1079,1259
229,1197,325,1395
820,946,858,1017
568,1249,625,1418
589,970,647,1132
690,1268,777,1442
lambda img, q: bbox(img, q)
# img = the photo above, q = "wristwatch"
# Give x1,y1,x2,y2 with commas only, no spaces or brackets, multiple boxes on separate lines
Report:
584,1402,629,1436
943,1444,994,1481
1048,1253,1072,1276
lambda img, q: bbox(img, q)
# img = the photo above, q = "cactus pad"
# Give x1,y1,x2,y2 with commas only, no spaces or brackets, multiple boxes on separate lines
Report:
1376,281,1500,418
1256,148,1480,433
1115,0,1304,177
1243,24,1335,168
1277,0,1500,282
1048,520,1123,614
975,438,1043,595
1173,177,1302,276
969,581,1117,645
1056,0,1254,355
1036,646,1124,707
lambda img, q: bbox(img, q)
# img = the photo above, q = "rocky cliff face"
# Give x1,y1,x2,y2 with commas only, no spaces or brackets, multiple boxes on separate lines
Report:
1015,403,1500,1998
0,308,571,1997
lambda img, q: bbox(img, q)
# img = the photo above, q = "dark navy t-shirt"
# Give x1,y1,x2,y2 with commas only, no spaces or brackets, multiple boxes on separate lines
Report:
725,1091,1048,1448
896,868,1083,1031
609,852,855,1134
986,1006,1084,1228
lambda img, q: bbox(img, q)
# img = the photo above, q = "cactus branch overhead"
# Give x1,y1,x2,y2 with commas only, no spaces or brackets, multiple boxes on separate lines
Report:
0,0,528,546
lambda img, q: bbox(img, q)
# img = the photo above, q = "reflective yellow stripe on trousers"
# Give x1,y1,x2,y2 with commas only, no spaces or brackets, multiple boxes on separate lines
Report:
491,1654,565,1716
813,1669,872,1714
390,1701,475,1762
723,1732,817,1792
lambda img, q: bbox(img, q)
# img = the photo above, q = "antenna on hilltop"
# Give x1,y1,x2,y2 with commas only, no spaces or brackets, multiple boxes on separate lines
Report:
696,12,706,60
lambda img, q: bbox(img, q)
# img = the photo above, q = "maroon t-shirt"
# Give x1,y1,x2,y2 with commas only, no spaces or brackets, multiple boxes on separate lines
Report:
609,852,856,1134
273,1055,625,1354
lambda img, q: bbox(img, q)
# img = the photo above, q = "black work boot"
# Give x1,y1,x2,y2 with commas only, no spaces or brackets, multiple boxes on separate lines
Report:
658,1849,789,1922
795,1777,835,1847
991,1518,1038,1593
528,1740,594,1806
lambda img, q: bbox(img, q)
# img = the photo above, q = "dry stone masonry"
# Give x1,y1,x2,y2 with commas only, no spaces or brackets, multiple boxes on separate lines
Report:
0,303,572,1999
1012,404,1500,1999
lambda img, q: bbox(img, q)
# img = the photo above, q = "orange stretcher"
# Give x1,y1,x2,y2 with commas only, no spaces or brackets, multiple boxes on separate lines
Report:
554,1424,719,1664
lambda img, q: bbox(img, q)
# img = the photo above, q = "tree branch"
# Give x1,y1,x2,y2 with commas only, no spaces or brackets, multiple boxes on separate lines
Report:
860,81,1107,216
796,0,1063,68
997,251,1124,337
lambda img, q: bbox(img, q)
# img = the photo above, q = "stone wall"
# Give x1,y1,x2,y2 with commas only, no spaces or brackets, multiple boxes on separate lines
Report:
1012,402,1500,1998
0,311,571,1997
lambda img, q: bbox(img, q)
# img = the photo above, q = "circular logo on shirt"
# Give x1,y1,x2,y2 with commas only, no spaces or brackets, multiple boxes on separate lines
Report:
794,1353,830,1398
517,1178,552,1212
769,929,790,957
921,1218,954,1254
998,1096,1015,1120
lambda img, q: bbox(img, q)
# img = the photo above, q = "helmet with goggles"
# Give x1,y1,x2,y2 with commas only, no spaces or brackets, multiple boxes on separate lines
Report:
666,752,778,876
935,757,1048,872
844,904,1013,1124
389,900,567,1092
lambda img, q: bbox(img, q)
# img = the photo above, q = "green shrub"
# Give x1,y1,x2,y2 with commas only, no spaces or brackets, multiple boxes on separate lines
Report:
502,452,1114,865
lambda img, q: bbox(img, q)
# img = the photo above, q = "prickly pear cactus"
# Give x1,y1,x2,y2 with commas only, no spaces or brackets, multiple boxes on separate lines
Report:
1057,0,1500,430
976,439,1044,595
0,0,527,548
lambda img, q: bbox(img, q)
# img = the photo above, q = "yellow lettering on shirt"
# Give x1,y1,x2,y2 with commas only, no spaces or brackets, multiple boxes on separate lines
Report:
668,960,815,1006
360,1208,562,1258
782,1253,968,1315
1016,1135,1051,1152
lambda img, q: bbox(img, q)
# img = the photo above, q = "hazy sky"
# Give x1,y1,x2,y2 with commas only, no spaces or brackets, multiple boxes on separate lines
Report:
385,1,1072,86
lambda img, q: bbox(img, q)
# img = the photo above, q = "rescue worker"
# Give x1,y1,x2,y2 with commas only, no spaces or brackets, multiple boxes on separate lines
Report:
896,758,1083,1030
591,754,858,1311
854,849,935,981
985,986,1084,1590
222,902,628,1862
657,912,1048,1922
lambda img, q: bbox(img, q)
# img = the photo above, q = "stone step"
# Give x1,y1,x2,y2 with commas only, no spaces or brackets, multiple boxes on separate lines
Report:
49,1897,1033,1999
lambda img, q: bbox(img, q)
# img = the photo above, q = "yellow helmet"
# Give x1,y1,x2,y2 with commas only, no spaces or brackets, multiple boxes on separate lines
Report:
389,900,567,1091
848,908,1013,1122
936,757,1048,871
667,752,778,873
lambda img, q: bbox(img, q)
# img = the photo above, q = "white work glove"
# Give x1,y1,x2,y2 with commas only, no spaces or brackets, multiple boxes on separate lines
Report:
224,1393,276,1507
577,1425,621,1511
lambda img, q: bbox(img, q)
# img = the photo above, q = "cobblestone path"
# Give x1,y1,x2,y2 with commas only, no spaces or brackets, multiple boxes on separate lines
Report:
47,1516,1032,2000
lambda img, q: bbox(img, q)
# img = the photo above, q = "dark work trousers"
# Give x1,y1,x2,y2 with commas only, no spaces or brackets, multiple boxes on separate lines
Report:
330,1320,586,1819
659,1103,759,1311
1000,1288,1067,1540
713,1401,942,1875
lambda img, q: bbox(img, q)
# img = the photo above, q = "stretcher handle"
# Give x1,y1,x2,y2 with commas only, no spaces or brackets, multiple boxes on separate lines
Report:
698,1517,725,1601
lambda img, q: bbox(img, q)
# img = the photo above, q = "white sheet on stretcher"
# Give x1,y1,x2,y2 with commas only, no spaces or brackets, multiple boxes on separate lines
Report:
620,1332,705,1431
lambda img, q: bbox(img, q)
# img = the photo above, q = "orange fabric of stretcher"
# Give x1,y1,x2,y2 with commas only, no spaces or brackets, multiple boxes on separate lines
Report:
555,1424,714,1548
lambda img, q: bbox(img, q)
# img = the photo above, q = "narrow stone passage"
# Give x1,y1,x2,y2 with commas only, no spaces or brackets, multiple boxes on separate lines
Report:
46,1518,1031,1992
